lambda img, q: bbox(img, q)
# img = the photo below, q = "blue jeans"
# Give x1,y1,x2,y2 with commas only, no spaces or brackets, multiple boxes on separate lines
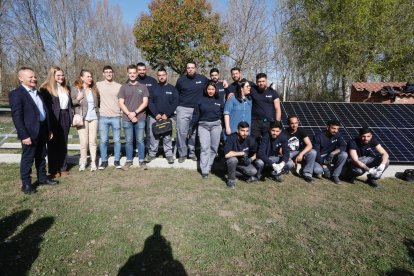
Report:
123,120,145,161
99,116,121,162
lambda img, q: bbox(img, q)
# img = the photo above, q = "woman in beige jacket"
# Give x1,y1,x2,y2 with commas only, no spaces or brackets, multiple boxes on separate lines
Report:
71,69,100,171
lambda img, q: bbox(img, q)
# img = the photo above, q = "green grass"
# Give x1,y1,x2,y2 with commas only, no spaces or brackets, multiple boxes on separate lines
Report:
0,163,413,275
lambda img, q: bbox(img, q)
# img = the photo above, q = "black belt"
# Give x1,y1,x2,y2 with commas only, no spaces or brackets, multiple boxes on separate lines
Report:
252,117,273,123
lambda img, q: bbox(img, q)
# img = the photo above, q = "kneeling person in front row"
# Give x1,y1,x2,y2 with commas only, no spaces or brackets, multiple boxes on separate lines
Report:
256,121,291,182
224,122,260,188
346,127,389,188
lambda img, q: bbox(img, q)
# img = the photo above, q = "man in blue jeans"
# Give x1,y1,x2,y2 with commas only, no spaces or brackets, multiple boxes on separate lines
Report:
118,65,149,170
96,65,122,169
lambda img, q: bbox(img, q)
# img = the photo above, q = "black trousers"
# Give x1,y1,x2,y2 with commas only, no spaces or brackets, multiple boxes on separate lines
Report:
251,119,271,139
47,109,71,174
20,123,48,186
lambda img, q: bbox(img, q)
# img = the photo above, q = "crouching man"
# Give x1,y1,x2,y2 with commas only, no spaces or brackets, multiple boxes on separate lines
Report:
224,121,260,188
256,121,291,183
346,127,389,188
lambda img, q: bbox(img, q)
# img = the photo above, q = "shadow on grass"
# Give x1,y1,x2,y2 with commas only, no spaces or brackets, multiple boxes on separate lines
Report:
118,224,187,276
0,210,54,275
386,238,414,276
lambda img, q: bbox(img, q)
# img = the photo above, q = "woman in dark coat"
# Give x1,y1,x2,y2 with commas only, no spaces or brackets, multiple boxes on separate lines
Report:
40,66,73,178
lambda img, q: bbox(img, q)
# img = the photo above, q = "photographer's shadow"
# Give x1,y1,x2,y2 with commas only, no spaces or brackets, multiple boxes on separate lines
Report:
118,224,187,276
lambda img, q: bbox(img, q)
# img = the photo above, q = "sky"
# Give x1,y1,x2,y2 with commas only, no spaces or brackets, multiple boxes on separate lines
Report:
108,0,227,25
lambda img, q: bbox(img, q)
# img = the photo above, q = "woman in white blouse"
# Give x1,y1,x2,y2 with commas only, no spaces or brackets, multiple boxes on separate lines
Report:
40,66,73,178
71,69,100,171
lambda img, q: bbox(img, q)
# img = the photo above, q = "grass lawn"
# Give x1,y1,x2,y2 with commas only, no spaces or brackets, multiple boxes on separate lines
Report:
0,164,413,275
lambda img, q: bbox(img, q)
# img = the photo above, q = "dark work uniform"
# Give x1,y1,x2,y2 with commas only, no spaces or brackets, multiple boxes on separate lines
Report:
224,133,258,180
313,131,348,177
250,86,279,139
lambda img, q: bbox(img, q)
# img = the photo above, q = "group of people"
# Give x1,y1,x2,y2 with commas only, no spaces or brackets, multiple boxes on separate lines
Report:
9,63,390,194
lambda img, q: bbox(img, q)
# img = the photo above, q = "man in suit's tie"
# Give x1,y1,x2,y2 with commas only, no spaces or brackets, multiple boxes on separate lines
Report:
9,67,58,194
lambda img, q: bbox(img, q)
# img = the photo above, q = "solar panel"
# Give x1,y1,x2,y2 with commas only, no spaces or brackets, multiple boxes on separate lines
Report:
329,103,390,128
371,103,414,129
301,127,353,143
400,129,414,143
282,102,338,126
347,127,414,163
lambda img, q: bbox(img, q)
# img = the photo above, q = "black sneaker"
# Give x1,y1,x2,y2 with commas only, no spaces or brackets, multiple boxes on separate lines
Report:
367,174,380,188
98,161,108,170
114,161,122,169
304,175,314,183
272,175,283,183
144,155,155,163
178,157,186,163
202,174,208,179
331,176,341,185
226,179,236,189
166,156,174,164
189,155,198,161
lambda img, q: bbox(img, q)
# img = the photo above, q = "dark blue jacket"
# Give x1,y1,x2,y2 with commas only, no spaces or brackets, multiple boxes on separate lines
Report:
191,96,223,125
313,131,347,164
214,81,226,103
257,132,290,166
9,85,51,140
176,73,208,108
250,86,279,121
224,133,257,158
137,75,158,94
148,83,179,118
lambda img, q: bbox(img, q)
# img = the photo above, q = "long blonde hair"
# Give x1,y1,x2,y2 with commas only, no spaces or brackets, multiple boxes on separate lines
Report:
40,66,69,97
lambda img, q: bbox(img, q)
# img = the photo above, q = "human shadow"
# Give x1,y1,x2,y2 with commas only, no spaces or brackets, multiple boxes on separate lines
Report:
0,209,32,242
386,238,414,275
0,213,54,275
118,224,187,276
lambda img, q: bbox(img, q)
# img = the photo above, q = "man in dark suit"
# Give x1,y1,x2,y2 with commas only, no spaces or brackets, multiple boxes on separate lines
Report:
9,67,57,194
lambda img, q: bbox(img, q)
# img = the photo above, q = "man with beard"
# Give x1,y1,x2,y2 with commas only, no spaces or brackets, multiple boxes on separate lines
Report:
284,115,317,183
209,68,226,103
145,68,179,164
250,73,281,139
136,62,158,92
345,126,389,188
256,121,291,183
313,120,348,184
226,67,242,95
175,62,209,163
224,121,260,188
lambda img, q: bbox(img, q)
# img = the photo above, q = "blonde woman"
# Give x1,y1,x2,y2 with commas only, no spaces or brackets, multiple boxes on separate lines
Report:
71,70,100,171
40,66,73,178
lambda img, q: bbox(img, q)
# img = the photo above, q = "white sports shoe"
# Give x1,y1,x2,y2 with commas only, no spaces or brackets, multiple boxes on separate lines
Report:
79,164,86,171
90,164,97,172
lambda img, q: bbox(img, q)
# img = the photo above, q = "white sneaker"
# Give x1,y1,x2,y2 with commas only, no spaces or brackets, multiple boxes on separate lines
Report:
90,164,97,172
79,164,86,171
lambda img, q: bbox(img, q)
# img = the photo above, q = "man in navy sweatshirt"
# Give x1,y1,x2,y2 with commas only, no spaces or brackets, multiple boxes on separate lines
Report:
313,120,348,184
209,68,226,103
175,62,209,163
256,121,291,182
145,68,179,164
224,121,260,188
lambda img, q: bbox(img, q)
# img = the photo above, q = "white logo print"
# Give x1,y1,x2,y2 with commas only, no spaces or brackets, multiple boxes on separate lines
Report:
288,136,300,151
196,81,202,84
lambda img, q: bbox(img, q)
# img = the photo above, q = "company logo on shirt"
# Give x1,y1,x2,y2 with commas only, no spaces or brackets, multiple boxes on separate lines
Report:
265,95,272,98
331,138,337,143
288,137,300,151
214,103,221,106
219,89,224,92
146,84,152,86
136,89,143,95
195,81,202,84
243,147,249,152
165,91,172,95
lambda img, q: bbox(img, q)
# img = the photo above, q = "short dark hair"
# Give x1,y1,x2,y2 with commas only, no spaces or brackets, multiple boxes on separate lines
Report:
204,80,219,99
127,64,137,71
210,68,219,74
326,120,341,127
186,61,196,67
157,68,167,73
136,62,146,67
18,66,34,73
231,67,240,73
287,114,299,123
269,121,283,130
102,65,113,72
359,126,373,136
237,121,249,129
256,72,267,80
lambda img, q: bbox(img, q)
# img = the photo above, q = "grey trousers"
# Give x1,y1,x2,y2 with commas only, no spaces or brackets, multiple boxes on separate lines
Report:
176,106,196,158
198,120,222,175
314,151,348,177
287,149,317,177
349,156,390,179
147,116,173,157
226,157,258,180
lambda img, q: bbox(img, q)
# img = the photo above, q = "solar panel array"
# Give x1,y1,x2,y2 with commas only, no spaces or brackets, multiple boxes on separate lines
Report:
281,102,414,164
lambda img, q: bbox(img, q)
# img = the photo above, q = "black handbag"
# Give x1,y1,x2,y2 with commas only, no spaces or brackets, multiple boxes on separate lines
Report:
152,119,173,136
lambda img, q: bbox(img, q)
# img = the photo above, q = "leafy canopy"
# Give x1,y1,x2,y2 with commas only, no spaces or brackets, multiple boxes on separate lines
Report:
134,0,228,74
